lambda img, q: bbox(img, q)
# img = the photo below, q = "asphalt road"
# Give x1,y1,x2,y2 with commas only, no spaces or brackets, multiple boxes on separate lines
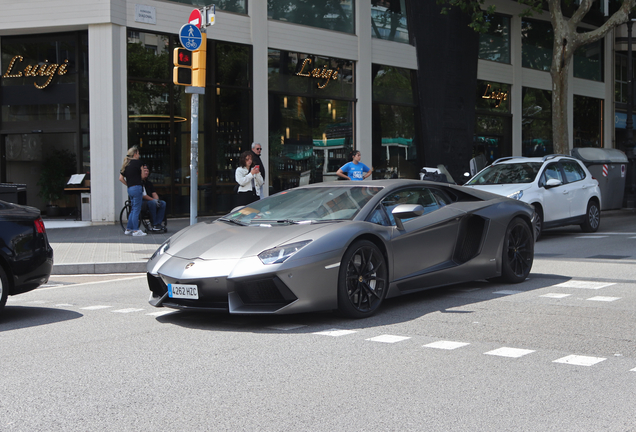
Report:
2,214,636,431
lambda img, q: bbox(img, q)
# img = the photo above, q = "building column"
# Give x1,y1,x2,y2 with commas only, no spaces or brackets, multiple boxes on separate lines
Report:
251,0,269,196
88,23,127,223
355,1,373,166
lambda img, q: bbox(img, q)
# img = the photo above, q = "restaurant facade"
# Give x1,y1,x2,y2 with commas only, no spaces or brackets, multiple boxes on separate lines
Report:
0,0,621,222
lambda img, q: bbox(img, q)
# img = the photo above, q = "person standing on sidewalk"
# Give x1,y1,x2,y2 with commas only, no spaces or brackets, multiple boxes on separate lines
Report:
250,142,265,197
336,150,373,181
118,146,146,236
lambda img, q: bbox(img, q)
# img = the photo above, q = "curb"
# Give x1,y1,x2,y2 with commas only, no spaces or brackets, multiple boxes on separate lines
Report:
52,262,146,275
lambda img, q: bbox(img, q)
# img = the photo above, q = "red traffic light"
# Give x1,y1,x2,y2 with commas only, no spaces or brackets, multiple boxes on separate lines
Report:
173,48,193,67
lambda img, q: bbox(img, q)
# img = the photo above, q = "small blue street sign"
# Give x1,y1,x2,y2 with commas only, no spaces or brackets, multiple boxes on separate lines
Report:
179,24,202,51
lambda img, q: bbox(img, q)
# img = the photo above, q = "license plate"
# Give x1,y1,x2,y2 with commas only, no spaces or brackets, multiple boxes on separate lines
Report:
168,283,199,299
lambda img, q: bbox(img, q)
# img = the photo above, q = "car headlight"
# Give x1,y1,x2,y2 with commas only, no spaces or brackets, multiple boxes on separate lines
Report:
258,240,312,265
151,239,170,260
507,190,523,200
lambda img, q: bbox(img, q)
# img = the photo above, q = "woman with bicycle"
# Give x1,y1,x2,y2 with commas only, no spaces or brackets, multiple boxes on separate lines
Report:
118,146,146,237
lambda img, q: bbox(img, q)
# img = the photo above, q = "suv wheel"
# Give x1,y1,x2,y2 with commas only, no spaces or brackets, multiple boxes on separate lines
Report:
580,200,600,233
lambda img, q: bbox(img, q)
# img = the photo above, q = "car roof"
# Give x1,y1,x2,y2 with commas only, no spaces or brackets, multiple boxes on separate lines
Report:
491,154,580,165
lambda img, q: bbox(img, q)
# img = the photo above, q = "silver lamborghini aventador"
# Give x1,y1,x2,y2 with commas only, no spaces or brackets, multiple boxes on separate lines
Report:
147,179,536,318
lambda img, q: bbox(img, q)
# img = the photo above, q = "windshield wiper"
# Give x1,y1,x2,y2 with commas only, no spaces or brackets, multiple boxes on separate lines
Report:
218,217,248,226
249,219,301,225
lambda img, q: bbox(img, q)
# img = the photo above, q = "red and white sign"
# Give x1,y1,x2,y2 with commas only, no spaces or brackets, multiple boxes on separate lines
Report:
189,9,203,28
602,164,608,177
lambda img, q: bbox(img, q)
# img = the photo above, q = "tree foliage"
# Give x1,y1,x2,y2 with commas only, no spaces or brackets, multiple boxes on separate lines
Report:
437,0,636,154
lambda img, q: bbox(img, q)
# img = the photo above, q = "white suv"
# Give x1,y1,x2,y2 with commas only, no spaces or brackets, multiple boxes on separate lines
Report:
464,155,601,239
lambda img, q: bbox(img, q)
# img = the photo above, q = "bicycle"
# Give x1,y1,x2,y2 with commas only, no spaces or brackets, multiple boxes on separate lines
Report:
119,197,167,234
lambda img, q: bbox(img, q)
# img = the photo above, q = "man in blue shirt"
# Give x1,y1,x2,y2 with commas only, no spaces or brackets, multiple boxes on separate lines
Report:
336,150,373,181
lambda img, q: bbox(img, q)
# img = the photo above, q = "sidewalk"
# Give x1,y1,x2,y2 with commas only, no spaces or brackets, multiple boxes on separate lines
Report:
45,217,216,275
44,209,635,276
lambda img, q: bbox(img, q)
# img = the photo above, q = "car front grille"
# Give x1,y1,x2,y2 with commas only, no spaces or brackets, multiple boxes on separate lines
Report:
234,276,297,306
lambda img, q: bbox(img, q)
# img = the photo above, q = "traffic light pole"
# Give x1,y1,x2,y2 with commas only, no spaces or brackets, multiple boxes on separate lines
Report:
186,85,204,226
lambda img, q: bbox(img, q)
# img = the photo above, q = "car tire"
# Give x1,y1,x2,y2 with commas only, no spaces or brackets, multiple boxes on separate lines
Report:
493,217,534,284
0,266,8,315
337,240,388,319
580,200,600,233
532,204,543,241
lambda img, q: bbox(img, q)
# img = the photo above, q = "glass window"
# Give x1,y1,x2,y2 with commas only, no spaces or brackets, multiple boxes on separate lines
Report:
127,32,171,81
479,14,510,63
1,32,81,123
522,19,553,71
615,54,633,104
268,0,355,34
466,162,543,186
216,43,250,87
268,50,354,100
561,161,585,183
380,187,441,226
522,87,553,156
476,80,510,113
573,95,603,148
573,35,602,81
541,163,563,184
371,0,410,44
168,0,246,14
371,65,418,180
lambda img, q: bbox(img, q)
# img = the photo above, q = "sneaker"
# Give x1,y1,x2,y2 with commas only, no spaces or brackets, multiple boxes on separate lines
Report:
124,229,132,235
132,230,147,237
152,225,164,232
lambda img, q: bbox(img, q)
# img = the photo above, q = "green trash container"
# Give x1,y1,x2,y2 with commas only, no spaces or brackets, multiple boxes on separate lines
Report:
571,148,628,210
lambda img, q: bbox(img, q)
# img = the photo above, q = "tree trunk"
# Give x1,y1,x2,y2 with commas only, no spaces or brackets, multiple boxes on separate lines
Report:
550,37,571,156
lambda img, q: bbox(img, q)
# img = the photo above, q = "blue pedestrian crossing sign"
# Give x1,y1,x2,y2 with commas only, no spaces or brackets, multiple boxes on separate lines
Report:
179,24,202,51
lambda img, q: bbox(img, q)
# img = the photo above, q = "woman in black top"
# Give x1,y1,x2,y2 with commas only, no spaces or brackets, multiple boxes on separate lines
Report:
119,146,146,236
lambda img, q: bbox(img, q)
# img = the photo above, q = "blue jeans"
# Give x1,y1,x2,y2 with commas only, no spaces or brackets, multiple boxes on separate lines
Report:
127,185,143,231
145,199,166,227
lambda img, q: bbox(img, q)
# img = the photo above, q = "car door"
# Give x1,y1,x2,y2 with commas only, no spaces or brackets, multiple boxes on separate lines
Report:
372,187,464,282
560,160,591,218
539,162,571,222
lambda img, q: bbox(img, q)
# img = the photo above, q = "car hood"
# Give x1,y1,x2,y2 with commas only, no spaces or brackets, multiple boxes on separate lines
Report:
464,183,532,198
165,220,330,260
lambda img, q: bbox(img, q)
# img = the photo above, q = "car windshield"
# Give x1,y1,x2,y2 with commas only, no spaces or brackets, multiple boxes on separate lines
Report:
222,186,384,225
466,162,543,185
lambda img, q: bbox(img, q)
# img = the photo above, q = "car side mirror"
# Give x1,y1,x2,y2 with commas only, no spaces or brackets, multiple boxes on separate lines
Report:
544,178,562,188
392,204,424,231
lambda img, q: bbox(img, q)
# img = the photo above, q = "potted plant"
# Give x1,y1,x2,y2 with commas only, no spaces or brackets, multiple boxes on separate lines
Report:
37,149,77,216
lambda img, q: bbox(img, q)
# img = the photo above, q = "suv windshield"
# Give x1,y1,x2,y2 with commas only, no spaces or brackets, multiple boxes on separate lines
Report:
467,162,543,185
223,186,383,224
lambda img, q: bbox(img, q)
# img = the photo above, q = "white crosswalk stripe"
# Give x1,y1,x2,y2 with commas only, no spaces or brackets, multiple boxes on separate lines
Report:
553,355,606,367
424,341,470,350
366,335,411,343
485,347,535,358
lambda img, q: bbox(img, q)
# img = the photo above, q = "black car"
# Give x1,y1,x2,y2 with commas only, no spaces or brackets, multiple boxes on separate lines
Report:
0,200,54,315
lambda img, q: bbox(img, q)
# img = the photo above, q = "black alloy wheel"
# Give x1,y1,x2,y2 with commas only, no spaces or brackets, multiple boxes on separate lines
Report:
119,202,131,232
337,240,388,318
580,200,600,233
532,205,543,240
498,217,534,283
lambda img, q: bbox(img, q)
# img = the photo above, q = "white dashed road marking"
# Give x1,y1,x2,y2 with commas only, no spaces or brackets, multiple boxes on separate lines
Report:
553,355,606,366
554,281,615,290
80,305,112,310
540,293,571,299
313,329,357,337
424,341,470,350
146,310,175,317
576,236,609,239
485,347,535,358
586,296,621,302
367,335,411,343
493,290,524,295
112,308,145,313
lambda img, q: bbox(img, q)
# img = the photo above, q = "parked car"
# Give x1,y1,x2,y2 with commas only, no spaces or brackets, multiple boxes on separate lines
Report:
464,155,602,239
147,180,535,318
0,200,54,316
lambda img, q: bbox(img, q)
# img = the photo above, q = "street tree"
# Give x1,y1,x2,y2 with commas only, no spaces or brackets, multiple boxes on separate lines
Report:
437,0,636,154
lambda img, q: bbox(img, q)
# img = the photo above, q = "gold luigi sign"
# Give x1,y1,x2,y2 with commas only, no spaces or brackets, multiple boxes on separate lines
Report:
295,58,339,89
2,55,70,89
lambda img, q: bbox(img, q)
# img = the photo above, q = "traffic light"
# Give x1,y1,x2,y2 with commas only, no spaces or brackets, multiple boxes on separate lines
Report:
192,37,207,88
173,48,193,86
